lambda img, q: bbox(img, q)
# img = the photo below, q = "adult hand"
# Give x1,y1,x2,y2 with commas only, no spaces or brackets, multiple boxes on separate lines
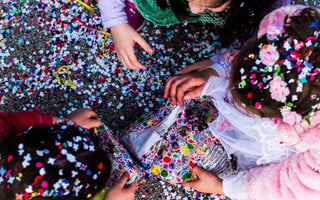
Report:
164,59,217,106
105,173,137,200
66,109,101,129
182,166,224,194
111,23,153,70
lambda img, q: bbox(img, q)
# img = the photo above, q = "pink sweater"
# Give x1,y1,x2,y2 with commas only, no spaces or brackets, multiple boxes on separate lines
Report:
246,111,320,200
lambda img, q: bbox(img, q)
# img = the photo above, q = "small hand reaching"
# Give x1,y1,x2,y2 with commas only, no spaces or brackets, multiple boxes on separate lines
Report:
164,59,217,106
111,23,153,70
182,166,224,194
66,109,101,129
105,173,137,200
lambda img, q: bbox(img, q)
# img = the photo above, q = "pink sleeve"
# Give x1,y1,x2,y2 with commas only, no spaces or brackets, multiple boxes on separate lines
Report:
246,124,320,200
98,0,128,28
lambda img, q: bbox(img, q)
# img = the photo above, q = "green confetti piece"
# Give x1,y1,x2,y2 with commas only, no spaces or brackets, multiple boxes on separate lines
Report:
286,102,293,107
263,67,270,73
304,115,311,125
240,80,246,88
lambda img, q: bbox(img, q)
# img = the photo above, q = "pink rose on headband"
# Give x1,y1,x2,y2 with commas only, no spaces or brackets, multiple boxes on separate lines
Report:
259,44,280,66
266,22,284,40
281,110,302,126
269,76,290,103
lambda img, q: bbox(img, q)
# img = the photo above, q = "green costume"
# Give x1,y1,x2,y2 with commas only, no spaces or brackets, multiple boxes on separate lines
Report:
133,0,230,26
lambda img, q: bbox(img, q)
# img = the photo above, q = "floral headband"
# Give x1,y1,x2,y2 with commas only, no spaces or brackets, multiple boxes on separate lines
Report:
239,15,320,125
0,121,107,200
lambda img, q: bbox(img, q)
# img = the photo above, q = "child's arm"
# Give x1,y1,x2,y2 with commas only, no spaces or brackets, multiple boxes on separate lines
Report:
98,0,128,28
164,48,237,106
65,109,101,129
164,60,218,106
110,23,153,70
98,0,153,70
0,111,54,139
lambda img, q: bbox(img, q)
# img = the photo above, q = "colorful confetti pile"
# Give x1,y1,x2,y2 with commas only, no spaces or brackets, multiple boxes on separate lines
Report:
0,0,223,199
0,0,221,132
0,0,312,199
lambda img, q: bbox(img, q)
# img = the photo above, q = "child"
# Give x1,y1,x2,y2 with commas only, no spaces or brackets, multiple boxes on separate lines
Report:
0,109,101,140
0,121,111,199
178,5,320,199
98,0,286,70
0,109,142,200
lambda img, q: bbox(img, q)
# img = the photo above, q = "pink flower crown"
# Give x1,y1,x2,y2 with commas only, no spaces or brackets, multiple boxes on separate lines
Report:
239,16,320,125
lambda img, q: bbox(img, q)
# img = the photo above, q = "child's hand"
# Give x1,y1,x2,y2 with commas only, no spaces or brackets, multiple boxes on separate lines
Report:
182,166,224,194
164,60,217,106
105,173,137,200
66,109,101,129
111,23,153,70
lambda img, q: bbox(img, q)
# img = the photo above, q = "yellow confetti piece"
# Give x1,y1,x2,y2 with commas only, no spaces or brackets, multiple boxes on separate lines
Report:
101,35,108,49
249,54,255,59
181,145,190,155
87,194,92,198
53,65,75,88
146,119,153,125
150,165,161,175
75,0,95,11
31,192,38,197
97,30,112,37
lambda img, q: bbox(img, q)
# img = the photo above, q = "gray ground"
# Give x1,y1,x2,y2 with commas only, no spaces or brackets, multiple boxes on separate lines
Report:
0,0,315,199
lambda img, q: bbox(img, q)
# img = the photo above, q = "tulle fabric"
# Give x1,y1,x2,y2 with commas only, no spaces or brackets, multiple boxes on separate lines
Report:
202,76,297,170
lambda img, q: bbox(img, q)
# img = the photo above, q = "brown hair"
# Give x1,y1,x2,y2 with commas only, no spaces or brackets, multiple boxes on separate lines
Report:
156,0,276,47
230,7,320,119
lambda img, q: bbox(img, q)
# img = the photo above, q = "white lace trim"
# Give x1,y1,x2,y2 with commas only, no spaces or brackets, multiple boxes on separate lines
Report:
251,120,297,165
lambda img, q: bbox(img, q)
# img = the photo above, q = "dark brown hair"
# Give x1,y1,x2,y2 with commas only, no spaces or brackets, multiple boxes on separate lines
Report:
156,0,276,47
230,7,320,119
0,124,111,200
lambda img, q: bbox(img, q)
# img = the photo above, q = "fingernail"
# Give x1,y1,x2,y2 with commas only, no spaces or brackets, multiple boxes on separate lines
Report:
148,49,153,54
185,95,190,100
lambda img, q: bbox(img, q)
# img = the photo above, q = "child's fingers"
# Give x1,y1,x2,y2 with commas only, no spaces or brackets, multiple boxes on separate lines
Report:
169,76,189,106
127,51,147,70
179,64,204,74
176,80,203,105
88,119,102,128
115,173,130,189
121,54,136,70
164,76,179,98
135,35,153,54
181,180,198,188
126,181,137,192
191,166,205,177
179,59,212,74
82,109,98,118
184,85,204,100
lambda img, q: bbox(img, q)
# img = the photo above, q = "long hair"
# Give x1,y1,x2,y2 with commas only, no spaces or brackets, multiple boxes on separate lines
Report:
230,7,320,119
